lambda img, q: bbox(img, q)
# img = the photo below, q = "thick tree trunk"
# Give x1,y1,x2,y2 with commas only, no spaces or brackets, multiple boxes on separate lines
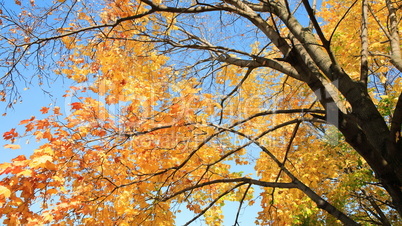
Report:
338,112,402,216
329,67,402,215
288,42,402,217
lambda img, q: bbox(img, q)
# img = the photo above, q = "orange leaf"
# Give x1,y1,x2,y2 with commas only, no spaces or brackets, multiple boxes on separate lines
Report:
3,144,21,149
70,86,80,91
53,106,61,115
71,102,84,110
12,155,26,162
19,116,35,125
40,107,50,114
43,130,53,140
44,161,56,171
3,128,18,141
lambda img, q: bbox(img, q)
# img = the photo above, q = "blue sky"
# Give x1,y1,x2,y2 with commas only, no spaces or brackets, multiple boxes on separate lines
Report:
0,72,74,160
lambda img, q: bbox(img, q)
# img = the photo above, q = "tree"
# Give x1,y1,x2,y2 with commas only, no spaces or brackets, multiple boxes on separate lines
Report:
0,0,401,224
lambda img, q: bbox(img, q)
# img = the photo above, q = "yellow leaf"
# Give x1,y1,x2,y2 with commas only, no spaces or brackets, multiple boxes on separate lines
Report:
370,42,382,49
46,188,59,195
17,169,32,177
29,155,53,169
380,75,387,84
0,185,11,198
44,161,56,171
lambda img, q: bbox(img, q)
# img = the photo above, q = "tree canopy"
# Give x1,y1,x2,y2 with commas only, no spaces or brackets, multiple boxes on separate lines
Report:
0,0,401,224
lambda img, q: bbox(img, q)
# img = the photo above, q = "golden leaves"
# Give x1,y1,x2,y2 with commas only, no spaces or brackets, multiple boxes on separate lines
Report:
29,155,54,170
318,0,391,79
60,36,76,49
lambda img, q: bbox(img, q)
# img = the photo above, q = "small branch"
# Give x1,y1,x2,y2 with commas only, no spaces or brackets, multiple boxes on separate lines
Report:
360,0,369,86
219,67,255,124
368,196,392,225
207,118,324,170
368,5,390,39
386,0,402,72
307,0,317,30
221,67,254,105
140,0,235,14
184,183,246,226
15,10,155,49
233,184,252,226
162,178,297,202
328,0,359,44
216,54,301,80
227,109,325,129
123,123,194,137
223,0,291,55
301,0,329,49
222,122,359,225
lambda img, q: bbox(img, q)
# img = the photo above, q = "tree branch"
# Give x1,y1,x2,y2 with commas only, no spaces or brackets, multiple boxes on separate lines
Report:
234,184,252,226
183,183,245,226
161,178,297,202
216,54,301,80
360,0,369,86
385,0,402,72
217,121,360,225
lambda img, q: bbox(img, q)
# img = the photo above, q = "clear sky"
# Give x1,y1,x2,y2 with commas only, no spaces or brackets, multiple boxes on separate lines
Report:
0,77,72,160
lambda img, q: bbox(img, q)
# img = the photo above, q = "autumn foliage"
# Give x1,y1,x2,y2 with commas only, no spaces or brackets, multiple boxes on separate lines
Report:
0,0,402,225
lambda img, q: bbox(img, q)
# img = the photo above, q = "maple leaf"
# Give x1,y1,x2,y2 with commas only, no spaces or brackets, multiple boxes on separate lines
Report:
12,155,26,162
40,107,50,114
71,102,84,110
3,128,18,141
